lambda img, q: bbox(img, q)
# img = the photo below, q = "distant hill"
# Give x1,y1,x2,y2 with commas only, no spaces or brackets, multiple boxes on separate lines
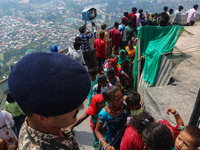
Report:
29,0,50,3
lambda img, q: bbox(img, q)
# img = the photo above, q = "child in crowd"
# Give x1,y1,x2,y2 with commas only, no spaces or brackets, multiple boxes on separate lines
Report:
159,107,184,140
125,91,143,116
0,110,17,147
87,68,98,106
93,75,112,96
109,45,119,58
105,68,120,87
5,93,25,137
69,94,106,149
174,125,200,150
125,91,143,125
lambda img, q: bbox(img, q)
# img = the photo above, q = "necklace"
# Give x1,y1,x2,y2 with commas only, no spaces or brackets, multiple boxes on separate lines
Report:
109,105,123,114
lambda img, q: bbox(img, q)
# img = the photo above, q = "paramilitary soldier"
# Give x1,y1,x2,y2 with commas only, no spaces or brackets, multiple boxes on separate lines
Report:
8,52,91,150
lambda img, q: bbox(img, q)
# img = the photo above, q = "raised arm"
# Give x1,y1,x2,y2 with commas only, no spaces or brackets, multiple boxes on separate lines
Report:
69,113,89,130
166,108,184,127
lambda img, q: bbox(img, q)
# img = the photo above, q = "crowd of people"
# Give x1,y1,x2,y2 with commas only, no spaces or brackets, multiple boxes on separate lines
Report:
0,4,200,150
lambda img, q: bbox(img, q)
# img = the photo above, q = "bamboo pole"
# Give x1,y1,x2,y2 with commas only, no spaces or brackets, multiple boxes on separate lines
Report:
137,36,141,91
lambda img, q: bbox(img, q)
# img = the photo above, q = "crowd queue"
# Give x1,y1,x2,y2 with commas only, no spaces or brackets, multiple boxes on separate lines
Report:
0,4,200,150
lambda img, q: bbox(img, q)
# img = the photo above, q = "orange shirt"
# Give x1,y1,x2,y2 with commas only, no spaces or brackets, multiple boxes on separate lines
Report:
125,46,136,63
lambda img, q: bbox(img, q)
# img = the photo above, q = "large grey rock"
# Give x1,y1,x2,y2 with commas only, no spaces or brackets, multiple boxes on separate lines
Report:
142,22,200,126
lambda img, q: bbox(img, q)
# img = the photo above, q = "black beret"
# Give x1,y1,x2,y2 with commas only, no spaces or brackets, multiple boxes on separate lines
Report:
8,52,91,116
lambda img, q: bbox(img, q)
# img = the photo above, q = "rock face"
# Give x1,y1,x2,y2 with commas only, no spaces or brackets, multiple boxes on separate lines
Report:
143,22,200,125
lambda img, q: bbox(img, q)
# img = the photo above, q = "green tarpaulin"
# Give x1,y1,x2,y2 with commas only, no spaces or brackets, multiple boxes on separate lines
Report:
133,25,184,87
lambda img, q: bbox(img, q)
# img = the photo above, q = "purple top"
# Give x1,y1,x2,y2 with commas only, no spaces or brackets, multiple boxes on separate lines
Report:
136,13,141,27
186,8,197,23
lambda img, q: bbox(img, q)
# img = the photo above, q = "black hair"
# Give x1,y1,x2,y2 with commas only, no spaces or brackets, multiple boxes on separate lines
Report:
101,23,107,30
102,86,121,102
194,4,198,9
130,111,154,134
179,5,183,10
88,68,97,76
6,92,15,103
75,36,82,43
97,75,107,94
169,9,174,13
98,74,106,83
154,13,159,16
183,125,200,148
126,91,140,106
124,12,128,17
73,41,81,50
139,9,143,14
142,122,174,150
122,18,127,25
164,6,168,11
100,31,105,39
132,7,137,13
107,68,115,76
79,25,85,33
114,22,119,28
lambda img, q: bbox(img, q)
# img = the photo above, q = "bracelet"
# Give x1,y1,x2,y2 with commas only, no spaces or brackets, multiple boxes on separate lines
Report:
99,138,106,144
104,144,110,150
174,110,178,116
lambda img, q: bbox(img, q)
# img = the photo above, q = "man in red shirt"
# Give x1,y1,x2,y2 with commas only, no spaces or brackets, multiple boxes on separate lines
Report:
94,32,107,73
128,7,137,31
109,22,121,49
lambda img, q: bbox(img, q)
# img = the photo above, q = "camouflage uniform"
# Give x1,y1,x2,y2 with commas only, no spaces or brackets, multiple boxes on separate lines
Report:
18,120,79,150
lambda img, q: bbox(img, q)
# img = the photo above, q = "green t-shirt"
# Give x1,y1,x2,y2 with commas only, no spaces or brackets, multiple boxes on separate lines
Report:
130,107,143,116
5,101,24,117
